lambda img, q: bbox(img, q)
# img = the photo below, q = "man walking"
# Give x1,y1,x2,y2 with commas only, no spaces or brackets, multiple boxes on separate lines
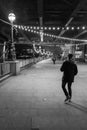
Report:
60,53,78,102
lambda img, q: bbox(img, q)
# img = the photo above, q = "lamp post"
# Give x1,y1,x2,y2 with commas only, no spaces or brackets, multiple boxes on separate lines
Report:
8,13,16,60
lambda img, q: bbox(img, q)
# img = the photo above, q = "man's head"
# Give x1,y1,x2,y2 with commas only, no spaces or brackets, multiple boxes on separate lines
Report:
68,54,73,60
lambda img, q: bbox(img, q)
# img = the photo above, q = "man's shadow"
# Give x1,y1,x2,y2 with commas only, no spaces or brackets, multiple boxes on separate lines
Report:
65,101,87,113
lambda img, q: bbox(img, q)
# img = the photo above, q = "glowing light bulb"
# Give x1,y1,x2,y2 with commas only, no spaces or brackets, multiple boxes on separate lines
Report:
57,27,60,30
53,27,55,30
49,27,51,30
82,26,85,30
77,27,80,30
71,27,74,30
66,27,69,30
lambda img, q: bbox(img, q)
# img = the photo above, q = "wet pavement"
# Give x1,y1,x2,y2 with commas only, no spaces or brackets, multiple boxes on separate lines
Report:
0,59,87,130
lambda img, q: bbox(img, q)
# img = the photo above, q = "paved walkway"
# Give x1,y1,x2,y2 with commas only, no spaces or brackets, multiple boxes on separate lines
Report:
0,59,87,130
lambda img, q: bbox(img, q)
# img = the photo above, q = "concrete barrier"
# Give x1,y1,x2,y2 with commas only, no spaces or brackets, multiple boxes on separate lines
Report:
9,60,20,75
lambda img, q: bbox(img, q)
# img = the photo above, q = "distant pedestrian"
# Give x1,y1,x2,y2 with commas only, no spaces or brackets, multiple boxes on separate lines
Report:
52,57,56,64
60,53,78,102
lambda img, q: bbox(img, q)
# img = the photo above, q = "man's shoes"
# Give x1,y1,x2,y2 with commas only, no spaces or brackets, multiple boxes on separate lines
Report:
64,95,72,103
64,96,69,102
68,96,71,102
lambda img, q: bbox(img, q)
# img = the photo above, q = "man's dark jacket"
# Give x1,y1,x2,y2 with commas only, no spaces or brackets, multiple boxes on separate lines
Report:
60,60,78,82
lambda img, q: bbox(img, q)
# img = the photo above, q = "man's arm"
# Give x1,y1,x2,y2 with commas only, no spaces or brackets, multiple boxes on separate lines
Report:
60,62,65,72
74,64,78,76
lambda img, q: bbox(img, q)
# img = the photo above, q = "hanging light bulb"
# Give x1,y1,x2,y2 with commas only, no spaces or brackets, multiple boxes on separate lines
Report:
34,31,36,33
34,26,36,29
71,27,74,30
18,25,21,29
82,26,85,30
66,27,69,30
53,27,55,30
14,25,17,28
37,27,39,29
44,27,47,30
21,26,24,30
77,27,80,30
25,28,27,31
57,27,60,30
30,26,33,29
31,30,33,32
49,27,51,30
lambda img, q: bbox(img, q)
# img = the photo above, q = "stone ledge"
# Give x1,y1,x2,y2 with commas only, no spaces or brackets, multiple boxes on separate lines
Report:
0,73,12,82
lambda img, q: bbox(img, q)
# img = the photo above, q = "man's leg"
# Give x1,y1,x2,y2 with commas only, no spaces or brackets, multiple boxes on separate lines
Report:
67,82,72,101
62,80,69,101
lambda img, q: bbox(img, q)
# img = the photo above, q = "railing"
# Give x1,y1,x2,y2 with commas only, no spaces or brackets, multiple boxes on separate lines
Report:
0,62,11,77
19,57,42,69
0,57,43,78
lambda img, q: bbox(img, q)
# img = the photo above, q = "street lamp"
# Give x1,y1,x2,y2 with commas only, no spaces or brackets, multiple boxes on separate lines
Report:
8,13,16,60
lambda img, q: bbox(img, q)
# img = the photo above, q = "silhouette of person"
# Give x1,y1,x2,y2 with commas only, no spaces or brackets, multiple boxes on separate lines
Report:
60,53,78,102
52,57,56,64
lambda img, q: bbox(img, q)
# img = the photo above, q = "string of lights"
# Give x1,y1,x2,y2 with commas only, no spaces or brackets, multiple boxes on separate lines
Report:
15,24,87,42
14,25,87,31
1,18,87,44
